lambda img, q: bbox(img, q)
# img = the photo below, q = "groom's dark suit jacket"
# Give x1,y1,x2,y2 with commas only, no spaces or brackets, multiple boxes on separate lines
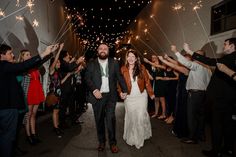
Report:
85,58,127,104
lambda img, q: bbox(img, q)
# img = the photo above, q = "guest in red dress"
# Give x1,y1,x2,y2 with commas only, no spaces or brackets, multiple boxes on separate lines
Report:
19,50,45,144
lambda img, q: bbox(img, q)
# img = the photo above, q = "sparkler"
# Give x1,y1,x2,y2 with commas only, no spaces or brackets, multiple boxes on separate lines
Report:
52,17,71,44
0,9,5,17
193,0,217,62
32,19,39,27
16,0,20,7
172,3,186,42
0,1,35,21
150,15,172,45
26,0,35,14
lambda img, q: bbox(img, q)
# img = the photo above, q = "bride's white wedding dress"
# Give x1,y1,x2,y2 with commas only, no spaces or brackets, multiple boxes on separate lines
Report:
123,78,152,149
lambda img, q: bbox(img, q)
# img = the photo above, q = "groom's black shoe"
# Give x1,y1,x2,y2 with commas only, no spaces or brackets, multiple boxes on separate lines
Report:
97,143,105,151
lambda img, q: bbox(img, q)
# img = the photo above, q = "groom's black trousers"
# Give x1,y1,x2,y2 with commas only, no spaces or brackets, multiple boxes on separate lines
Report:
92,93,117,146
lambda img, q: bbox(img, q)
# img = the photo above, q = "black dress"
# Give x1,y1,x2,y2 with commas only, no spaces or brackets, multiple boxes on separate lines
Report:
165,70,178,116
154,69,168,97
172,73,188,138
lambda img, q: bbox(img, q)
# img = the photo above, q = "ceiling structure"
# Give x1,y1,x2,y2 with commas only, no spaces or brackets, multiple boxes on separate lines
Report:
64,0,152,55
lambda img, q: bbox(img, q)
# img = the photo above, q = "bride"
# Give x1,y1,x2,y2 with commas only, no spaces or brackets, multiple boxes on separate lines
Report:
119,49,155,149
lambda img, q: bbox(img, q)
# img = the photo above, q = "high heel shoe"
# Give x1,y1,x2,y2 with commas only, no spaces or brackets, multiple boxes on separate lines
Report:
26,136,36,145
31,134,41,143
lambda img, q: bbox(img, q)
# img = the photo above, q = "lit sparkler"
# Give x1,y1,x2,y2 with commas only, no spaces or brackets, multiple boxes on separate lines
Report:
172,3,183,11
0,9,5,17
193,0,203,10
32,19,39,27
26,0,35,13
16,0,20,7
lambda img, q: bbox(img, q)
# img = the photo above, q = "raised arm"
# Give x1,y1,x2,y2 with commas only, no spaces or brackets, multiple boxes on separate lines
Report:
50,43,63,75
3,45,58,74
183,43,218,66
171,45,201,71
158,56,189,75
217,63,236,81
143,58,166,69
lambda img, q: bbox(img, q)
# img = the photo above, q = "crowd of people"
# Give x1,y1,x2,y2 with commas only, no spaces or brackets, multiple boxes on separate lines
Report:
0,37,235,157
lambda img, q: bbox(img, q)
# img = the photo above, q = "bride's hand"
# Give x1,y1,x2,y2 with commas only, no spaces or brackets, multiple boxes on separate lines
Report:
120,92,127,99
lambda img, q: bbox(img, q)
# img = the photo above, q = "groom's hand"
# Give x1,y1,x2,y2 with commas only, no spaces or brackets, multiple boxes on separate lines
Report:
93,89,102,99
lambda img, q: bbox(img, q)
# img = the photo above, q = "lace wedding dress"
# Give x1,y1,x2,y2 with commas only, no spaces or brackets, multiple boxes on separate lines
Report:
123,77,152,149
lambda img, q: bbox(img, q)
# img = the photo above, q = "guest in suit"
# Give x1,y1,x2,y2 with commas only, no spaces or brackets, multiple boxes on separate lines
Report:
184,38,236,157
85,43,127,153
0,44,58,157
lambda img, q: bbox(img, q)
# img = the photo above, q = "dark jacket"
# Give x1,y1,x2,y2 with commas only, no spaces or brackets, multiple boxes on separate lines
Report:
192,51,236,109
0,55,51,110
85,58,127,104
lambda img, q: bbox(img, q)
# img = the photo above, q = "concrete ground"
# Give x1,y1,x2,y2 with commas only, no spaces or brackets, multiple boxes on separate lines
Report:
18,102,213,157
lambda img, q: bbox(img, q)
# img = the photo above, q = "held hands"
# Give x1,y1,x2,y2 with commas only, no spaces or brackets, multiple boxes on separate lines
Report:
93,89,102,99
120,92,127,100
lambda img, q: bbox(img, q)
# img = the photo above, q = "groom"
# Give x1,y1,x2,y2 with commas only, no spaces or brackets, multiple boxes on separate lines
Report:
85,43,127,153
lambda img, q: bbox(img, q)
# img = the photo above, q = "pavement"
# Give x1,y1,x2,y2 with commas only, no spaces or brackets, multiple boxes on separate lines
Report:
18,102,212,157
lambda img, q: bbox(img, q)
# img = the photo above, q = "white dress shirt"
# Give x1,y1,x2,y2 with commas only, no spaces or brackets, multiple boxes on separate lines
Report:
175,52,212,91
98,58,110,93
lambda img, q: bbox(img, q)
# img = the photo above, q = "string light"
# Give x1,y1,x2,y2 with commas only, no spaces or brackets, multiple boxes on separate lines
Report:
172,3,183,11
16,0,20,7
16,15,24,21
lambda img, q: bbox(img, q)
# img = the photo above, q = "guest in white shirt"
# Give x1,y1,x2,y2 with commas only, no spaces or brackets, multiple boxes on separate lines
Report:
171,45,212,144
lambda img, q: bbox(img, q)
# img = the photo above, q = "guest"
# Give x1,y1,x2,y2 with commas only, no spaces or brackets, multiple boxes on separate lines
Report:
0,44,57,157
18,50,45,144
184,38,236,157
171,45,212,144
144,56,167,119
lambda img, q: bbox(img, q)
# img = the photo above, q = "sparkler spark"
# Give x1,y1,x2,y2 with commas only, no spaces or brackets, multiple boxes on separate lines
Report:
0,9,5,17
172,3,183,11
26,0,35,13
16,0,20,7
193,0,203,10
32,19,39,27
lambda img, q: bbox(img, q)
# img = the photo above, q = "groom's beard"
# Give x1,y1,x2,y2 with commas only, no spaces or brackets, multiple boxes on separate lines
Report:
98,52,108,60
